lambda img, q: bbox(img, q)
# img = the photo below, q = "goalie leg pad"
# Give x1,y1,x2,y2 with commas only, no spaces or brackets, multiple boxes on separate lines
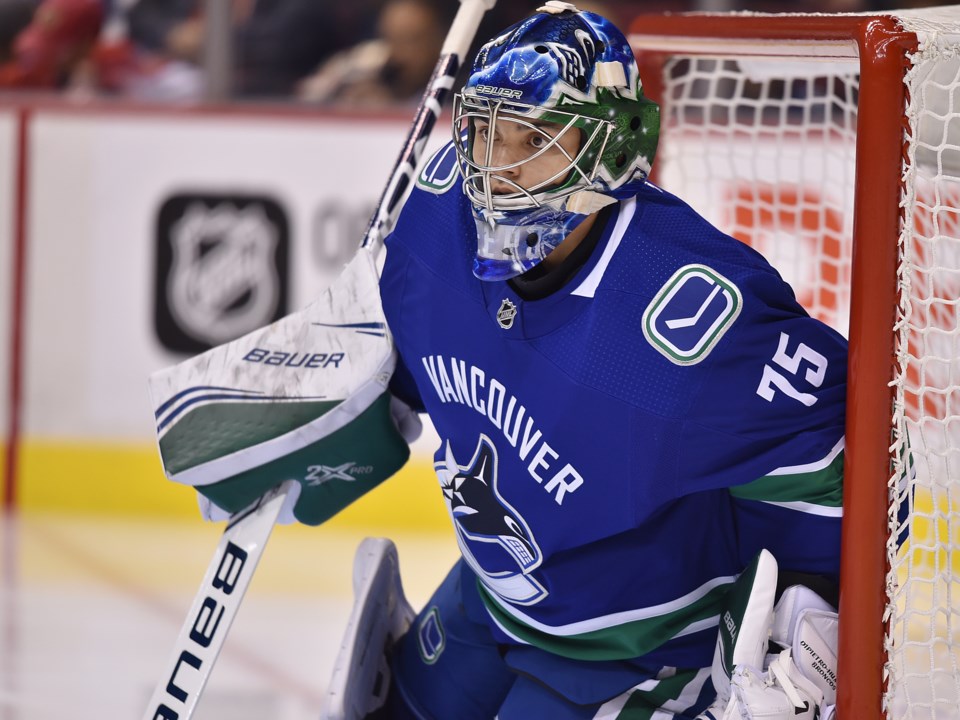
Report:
697,557,840,720
322,537,415,720
771,585,838,706
699,548,779,719
725,649,824,720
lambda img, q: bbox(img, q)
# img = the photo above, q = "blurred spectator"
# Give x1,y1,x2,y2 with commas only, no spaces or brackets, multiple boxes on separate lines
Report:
0,0,208,99
0,0,37,64
297,0,607,107
298,0,455,106
125,0,372,97
0,0,103,89
83,15,206,100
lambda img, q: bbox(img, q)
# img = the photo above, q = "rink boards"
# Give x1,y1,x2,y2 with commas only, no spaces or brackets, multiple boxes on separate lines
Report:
0,102,446,529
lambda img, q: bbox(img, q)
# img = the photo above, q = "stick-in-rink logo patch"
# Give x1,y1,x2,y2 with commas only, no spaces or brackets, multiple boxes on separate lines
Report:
417,143,460,194
642,264,741,365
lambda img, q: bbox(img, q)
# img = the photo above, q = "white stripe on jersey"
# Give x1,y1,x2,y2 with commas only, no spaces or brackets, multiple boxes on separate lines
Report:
761,500,844,518
571,197,637,299
592,666,712,719
766,437,844,476
484,571,736,636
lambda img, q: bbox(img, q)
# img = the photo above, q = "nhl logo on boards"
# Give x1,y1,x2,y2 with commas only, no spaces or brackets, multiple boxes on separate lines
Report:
154,193,289,353
496,298,517,329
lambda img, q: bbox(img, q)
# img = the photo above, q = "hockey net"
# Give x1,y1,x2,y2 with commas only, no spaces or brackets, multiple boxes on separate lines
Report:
629,11,960,720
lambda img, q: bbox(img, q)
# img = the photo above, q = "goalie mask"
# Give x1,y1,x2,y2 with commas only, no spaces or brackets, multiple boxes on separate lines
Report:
453,1,660,281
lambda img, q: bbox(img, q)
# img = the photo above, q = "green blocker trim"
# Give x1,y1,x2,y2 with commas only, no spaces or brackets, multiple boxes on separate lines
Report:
160,397,340,475
716,550,766,678
477,580,727,661
730,450,844,508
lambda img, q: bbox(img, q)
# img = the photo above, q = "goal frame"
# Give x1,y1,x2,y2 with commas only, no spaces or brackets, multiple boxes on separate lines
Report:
628,14,919,720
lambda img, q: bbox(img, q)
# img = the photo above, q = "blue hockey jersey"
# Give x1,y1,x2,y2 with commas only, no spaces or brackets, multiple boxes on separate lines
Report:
379,143,847,670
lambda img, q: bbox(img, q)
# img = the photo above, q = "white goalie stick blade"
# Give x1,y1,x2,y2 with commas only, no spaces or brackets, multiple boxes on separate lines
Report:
142,481,293,720
321,538,415,720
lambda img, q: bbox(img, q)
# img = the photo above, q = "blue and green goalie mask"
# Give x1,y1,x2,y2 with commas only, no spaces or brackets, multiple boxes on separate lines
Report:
453,1,661,281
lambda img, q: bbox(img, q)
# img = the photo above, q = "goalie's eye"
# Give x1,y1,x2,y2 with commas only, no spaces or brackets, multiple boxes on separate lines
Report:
529,133,549,149
475,123,495,143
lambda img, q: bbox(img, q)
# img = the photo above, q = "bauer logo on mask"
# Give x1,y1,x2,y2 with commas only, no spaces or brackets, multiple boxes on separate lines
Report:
154,193,290,353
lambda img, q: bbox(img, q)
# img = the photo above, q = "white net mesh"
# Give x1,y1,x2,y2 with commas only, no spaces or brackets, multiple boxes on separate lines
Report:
646,19,960,719
657,57,858,336
889,18,960,720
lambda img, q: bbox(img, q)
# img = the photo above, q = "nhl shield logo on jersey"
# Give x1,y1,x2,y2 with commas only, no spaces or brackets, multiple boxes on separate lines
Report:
642,264,742,366
496,298,517,329
435,435,547,606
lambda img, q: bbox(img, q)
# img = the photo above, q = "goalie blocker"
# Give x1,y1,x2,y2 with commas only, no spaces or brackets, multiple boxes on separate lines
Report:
148,247,419,525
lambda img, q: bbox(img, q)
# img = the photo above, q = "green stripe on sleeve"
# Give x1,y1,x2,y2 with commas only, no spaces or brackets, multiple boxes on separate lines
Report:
477,581,728,661
730,449,844,508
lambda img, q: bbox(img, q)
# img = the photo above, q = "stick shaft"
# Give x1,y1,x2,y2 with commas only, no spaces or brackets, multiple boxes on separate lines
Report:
142,482,293,720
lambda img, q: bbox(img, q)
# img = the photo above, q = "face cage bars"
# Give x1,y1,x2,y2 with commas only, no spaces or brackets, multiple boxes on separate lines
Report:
452,94,613,213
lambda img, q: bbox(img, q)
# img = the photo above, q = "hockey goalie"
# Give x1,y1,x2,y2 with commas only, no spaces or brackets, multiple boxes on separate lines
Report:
150,3,847,719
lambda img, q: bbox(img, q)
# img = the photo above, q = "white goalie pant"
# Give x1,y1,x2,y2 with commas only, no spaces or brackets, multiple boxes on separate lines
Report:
321,538,414,720
698,551,839,720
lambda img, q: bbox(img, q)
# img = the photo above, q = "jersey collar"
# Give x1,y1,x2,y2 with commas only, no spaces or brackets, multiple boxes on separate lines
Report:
479,198,637,339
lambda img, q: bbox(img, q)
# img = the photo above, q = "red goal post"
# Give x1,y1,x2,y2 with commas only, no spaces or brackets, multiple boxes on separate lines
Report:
629,12,960,720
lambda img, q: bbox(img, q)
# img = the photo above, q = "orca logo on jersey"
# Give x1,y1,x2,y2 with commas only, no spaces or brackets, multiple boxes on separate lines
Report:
642,264,742,366
435,435,547,605
421,354,585,507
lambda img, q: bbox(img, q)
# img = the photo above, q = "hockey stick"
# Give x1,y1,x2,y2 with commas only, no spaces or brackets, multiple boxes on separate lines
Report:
143,481,294,719
143,2,495,718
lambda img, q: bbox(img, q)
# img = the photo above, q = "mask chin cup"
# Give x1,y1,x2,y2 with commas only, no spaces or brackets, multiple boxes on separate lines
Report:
470,190,620,282
471,204,591,281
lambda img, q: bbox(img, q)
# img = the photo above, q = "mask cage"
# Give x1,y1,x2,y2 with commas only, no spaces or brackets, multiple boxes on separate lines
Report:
452,93,613,213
